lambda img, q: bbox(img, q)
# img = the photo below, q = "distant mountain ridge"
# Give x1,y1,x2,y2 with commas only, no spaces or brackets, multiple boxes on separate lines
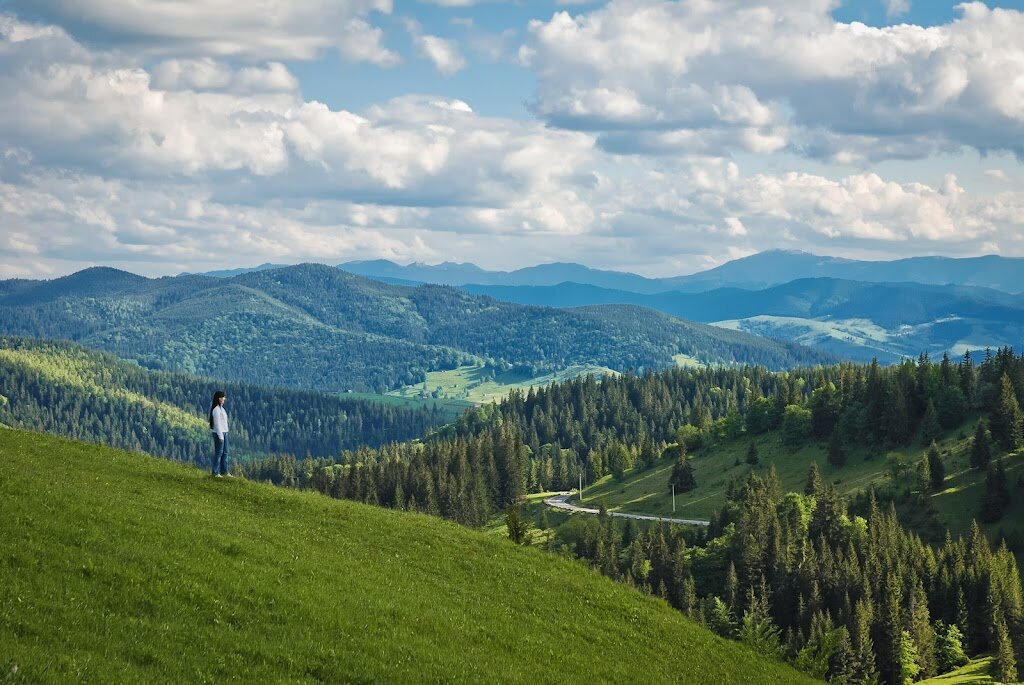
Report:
672,250,1024,293
460,278,1024,363
0,263,830,393
339,259,671,293
337,250,1024,294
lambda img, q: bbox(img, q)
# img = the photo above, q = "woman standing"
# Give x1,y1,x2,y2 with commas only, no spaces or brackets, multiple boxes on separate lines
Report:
209,390,230,477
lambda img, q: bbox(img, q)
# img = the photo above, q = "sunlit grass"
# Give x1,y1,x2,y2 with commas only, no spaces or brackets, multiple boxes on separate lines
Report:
1,428,814,684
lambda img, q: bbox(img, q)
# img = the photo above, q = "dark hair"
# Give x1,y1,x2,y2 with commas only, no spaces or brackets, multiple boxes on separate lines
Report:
209,390,226,428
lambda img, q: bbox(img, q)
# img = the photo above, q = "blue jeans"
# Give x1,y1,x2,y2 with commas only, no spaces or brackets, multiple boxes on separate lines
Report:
212,433,229,475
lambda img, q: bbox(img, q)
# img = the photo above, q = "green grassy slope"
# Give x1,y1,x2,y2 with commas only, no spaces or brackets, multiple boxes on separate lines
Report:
580,421,1024,544
387,363,618,405
0,337,451,462
0,429,814,684
919,657,995,684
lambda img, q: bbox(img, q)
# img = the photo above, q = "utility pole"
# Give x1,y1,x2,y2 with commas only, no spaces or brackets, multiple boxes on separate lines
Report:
579,473,584,503
672,483,676,513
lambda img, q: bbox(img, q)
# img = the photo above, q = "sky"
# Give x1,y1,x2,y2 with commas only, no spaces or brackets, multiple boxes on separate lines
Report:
1,0,1023,279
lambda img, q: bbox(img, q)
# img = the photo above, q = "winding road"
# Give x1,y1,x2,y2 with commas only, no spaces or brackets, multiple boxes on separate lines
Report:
543,493,710,527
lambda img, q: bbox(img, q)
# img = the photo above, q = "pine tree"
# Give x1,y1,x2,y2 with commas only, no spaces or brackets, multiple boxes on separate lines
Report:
994,616,1018,684
990,373,1023,451
980,463,1011,523
670,454,696,493
921,399,941,446
887,386,911,447
505,504,530,545
850,598,879,685
895,630,921,685
918,452,933,494
908,580,936,678
725,562,740,615
879,571,905,685
706,596,736,638
746,441,760,466
970,419,992,470
927,442,945,492
806,461,823,497
827,427,846,468
933,622,968,674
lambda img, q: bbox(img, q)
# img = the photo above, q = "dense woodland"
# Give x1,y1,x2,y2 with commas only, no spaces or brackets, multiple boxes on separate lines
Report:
0,338,448,461
0,264,831,392
244,349,1024,683
564,471,1022,684
250,348,1024,526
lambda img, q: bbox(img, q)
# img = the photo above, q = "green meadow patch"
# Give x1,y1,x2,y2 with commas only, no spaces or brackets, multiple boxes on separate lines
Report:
579,419,1024,548
1,429,813,684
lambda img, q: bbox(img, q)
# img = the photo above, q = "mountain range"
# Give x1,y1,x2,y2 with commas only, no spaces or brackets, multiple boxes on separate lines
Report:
0,264,828,394
338,250,1024,294
332,252,1024,362
459,278,1024,363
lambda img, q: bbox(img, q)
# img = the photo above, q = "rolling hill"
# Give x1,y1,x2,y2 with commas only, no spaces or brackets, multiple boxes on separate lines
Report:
459,278,1024,363
0,428,815,684
0,337,454,463
0,263,832,393
576,417,1024,551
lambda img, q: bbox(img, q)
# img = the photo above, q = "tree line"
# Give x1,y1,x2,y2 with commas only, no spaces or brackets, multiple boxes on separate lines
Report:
0,337,449,462
247,348,1024,530
560,467,1021,684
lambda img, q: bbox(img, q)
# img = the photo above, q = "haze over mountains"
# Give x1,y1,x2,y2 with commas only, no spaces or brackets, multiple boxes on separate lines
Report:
339,250,1024,295
338,251,1024,363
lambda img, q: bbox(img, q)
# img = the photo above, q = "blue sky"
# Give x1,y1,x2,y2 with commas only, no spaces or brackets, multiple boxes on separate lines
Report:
1,0,1023,278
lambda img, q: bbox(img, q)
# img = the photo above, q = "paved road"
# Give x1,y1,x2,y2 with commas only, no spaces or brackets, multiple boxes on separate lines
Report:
543,493,710,527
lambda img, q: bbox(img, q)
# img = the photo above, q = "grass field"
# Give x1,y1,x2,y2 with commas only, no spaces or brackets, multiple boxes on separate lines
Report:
919,657,995,684
342,391,474,422
0,428,815,684
388,363,617,405
578,420,1024,544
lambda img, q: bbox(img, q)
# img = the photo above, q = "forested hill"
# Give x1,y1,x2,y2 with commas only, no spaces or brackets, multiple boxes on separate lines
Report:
0,263,832,392
0,337,448,463
248,350,1024,685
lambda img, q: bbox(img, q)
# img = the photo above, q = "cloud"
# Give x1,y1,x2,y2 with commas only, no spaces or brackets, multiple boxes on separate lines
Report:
884,0,911,18
522,1,1024,162
8,0,399,64
0,17,591,191
404,19,467,76
3,11,1024,280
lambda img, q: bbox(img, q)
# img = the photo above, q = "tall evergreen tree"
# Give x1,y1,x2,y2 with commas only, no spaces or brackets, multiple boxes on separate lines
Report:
917,452,933,494
926,442,945,492
980,462,1011,523
827,427,846,468
670,454,696,493
970,420,992,470
921,399,941,446
850,598,879,685
746,441,760,466
908,580,936,679
993,616,1018,685
990,373,1023,451
806,461,823,498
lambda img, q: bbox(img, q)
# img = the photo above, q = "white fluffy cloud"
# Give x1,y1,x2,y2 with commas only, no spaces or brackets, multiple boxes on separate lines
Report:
523,1,1024,162
404,19,467,76
2,11,1024,279
9,0,398,63
0,17,590,194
